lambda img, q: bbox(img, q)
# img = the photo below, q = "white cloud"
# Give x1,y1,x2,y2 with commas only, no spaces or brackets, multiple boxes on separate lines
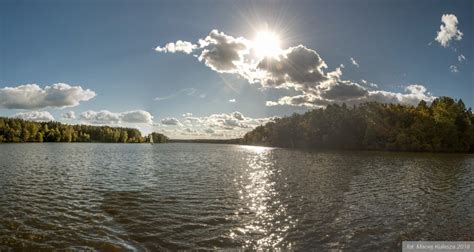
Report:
266,94,332,108
198,30,251,73
161,117,180,125
156,31,329,92
155,40,197,54
319,81,368,101
120,110,154,123
182,112,193,117
350,57,359,68
0,83,96,109
435,14,463,47
449,65,459,73
232,111,244,120
155,30,251,74
154,88,205,101
267,84,435,108
156,29,436,109
14,111,54,122
80,110,120,124
256,45,330,93
458,54,466,62
366,85,436,106
183,116,202,124
154,111,276,139
184,127,197,133
229,99,236,103
361,79,378,88
80,110,153,124
205,128,215,134
61,111,76,119
199,30,254,73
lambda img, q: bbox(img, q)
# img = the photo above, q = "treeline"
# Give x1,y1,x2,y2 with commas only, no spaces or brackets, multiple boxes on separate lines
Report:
0,117,169,143
150,132,169,143
242,97,474,153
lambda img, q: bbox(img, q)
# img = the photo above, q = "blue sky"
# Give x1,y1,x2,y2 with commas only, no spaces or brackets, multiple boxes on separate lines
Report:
1,0,472,138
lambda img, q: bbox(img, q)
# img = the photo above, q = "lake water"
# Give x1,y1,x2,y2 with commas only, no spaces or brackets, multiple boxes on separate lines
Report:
0,143,473,251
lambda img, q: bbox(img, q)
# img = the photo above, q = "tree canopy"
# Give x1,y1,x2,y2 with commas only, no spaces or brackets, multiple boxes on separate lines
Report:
242,97,474,153
0,117,168,144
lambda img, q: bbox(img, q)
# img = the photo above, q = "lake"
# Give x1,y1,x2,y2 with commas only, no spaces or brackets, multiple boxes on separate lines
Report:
0,143,473,251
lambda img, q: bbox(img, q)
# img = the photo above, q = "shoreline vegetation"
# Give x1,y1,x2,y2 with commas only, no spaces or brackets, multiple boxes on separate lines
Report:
242,97,474,153
1,97,473,153
0,119,169,144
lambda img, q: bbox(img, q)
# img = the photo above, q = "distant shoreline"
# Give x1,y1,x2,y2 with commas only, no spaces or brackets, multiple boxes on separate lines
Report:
2,141,473,155
2,97,473,153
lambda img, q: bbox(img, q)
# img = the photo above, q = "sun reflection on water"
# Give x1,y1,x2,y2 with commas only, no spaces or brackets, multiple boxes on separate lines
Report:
239,145,275,153
231,145,295,249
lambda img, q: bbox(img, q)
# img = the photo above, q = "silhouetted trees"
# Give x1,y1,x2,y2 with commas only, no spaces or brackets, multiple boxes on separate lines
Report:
242,97,474,152
0,118,169,144
149,132,169,143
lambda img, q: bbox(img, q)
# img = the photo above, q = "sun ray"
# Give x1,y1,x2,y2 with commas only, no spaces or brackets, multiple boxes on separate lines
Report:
253,30,281,58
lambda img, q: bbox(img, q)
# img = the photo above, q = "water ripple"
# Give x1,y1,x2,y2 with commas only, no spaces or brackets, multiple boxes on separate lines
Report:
0,144,472,251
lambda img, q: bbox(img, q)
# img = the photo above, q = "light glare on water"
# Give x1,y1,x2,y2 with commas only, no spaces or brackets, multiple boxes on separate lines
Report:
0,143,473,251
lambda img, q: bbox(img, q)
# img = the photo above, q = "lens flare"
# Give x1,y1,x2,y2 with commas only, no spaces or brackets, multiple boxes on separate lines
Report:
253,31,281,58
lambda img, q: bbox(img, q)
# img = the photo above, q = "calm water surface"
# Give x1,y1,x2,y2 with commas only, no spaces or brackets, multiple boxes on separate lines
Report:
0,143,473,251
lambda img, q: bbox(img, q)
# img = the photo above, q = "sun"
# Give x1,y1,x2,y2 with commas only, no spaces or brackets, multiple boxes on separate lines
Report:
253,30,281,58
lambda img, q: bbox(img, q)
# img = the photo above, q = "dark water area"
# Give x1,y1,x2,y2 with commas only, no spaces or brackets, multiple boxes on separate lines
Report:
0,143,473,251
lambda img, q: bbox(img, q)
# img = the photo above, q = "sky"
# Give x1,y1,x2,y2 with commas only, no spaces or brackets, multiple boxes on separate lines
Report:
1,0,472,139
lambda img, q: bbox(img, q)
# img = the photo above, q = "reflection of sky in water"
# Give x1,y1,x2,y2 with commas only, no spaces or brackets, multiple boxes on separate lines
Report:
231,145,296,249
2,144,472,250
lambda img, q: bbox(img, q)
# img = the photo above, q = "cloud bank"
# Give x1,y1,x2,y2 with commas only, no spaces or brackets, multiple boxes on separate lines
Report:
14,111,55,122
0,83,96,109
80,110,153,124
161,117,180,125
154,111,275,139
156,29,436,108
61,111,76,119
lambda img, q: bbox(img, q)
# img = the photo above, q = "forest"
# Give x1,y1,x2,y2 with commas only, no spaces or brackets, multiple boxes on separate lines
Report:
2,96,473,152
0,118,168,143
242,97,474,153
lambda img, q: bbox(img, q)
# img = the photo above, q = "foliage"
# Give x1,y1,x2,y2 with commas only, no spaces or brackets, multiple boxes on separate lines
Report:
0,117,169,144
242,97,474,153
149,132,169,143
